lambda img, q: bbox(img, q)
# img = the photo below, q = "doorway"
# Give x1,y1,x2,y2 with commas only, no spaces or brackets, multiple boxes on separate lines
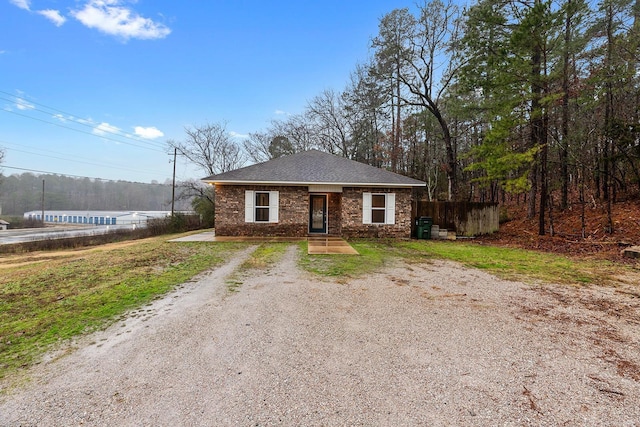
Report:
309,194,327,234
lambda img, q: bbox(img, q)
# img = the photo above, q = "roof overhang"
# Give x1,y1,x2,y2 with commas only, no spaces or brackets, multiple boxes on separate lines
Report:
202,179,426,188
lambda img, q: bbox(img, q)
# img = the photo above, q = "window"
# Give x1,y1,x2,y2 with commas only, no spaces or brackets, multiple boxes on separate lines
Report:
371,194,386,223
255,192,270,222
245,190,279,223
363,192,395,225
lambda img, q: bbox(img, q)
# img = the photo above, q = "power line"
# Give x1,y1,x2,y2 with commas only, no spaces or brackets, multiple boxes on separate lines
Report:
1,108,168,153
0,91,169,150
0,90,200,182
0,139,170,177
0,90,170,152
0,165,172,185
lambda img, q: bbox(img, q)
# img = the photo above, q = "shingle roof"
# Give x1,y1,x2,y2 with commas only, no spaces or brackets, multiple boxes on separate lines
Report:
202,150,426,187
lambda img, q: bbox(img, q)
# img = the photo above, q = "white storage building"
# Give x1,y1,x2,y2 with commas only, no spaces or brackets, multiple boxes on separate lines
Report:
23,210,174,226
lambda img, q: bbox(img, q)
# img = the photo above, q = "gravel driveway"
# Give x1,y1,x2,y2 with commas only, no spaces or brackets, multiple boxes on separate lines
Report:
1,245,639,426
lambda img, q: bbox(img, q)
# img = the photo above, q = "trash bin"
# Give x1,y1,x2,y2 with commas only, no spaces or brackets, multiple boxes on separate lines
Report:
416,216,433,239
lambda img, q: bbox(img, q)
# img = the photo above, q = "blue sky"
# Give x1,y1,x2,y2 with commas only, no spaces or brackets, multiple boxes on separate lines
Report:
1,0,410,184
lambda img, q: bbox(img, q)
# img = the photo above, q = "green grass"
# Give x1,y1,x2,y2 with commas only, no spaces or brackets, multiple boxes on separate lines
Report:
240,242,289,270
226,243,290,292
0,237,244,382
1,237,630,384
397,240,612,285
298,240,395,278
298,239,621,287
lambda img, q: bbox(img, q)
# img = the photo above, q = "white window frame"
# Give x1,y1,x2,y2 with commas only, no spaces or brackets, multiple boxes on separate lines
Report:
362,192,395,225
255,191,270,222
245,190,279,223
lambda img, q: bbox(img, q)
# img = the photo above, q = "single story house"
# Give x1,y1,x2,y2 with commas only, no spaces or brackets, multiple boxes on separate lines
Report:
0,219,9,231
202,150,426,239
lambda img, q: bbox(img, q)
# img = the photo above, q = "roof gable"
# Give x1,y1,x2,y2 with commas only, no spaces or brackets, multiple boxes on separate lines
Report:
202,150,425,187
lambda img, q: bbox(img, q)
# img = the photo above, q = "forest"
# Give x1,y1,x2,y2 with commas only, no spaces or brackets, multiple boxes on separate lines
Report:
234,0,640,237
0,173,191,216
3,0,638,240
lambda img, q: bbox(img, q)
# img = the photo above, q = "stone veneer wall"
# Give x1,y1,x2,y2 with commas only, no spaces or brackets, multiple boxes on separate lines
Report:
214,185,309,237
340,187,413,239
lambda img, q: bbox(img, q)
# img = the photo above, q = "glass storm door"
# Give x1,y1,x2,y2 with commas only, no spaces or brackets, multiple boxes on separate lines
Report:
309,194,327,234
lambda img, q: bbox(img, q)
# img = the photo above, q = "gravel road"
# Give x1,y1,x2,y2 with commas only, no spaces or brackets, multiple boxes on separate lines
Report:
1,244,640,426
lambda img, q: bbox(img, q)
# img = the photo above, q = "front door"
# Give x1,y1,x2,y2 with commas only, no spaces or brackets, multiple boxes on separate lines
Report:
309,194,327,234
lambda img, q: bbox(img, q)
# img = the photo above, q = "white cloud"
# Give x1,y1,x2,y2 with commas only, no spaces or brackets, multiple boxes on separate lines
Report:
15,97,35,110
274,110,288,115
52,113,77,122
9,0,30,11
134,126,164,139
93,122,120,136
229,131,249,139
37,9,67,26
71,0,171,41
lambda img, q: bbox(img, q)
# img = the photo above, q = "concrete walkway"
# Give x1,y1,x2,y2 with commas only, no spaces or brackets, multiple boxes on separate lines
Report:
307,236,359,255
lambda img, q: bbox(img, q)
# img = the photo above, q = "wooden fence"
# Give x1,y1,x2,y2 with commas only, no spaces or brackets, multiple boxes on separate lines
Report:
413,201,499,236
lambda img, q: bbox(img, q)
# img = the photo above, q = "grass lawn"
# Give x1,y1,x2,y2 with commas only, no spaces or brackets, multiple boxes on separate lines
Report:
0,236,245,383
1,236,634,384
300,239,630,287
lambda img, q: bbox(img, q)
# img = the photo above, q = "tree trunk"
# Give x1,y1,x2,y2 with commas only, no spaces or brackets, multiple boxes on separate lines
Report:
529,50,543,221
560,0,572,211
394,59,402,173
603,0,615,232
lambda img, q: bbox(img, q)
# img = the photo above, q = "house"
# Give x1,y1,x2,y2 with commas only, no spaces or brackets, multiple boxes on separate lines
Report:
0,219,9,231
202,150,426,239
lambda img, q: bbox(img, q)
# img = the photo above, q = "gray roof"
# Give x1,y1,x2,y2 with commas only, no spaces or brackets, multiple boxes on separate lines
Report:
202,150,426,187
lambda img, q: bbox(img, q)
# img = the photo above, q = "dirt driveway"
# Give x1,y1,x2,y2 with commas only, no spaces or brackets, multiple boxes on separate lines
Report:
1,245,639,426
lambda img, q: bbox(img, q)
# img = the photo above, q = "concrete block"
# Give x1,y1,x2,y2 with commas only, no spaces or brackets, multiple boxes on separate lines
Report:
622,246,640,259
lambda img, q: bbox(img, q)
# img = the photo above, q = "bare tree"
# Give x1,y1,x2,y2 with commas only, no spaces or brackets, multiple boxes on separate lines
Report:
270,114,319,152
244,131,273,163
168,121,245,176
306,89,355,158
398,0,463,200
343,62,389,167
244,117,315,163
372,8,416,173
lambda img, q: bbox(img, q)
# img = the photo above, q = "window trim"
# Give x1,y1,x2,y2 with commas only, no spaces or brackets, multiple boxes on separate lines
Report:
245,190,279,223
362,192,395,225
371,194,386,224
254,191,270,222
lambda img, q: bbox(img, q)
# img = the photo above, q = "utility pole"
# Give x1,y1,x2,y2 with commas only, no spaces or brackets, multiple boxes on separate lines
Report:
41,179,45,226
171,148,177,216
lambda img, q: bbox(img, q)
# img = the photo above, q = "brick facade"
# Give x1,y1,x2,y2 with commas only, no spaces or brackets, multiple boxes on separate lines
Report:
341,187,413,239
215,185,309,237
214,184,413,238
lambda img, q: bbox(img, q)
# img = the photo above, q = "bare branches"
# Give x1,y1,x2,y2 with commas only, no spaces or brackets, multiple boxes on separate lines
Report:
168,121,245,176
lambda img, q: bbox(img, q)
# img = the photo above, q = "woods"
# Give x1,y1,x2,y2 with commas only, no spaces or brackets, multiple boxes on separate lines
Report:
0,174,190,215
2,0,638,236
239,0,640,236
